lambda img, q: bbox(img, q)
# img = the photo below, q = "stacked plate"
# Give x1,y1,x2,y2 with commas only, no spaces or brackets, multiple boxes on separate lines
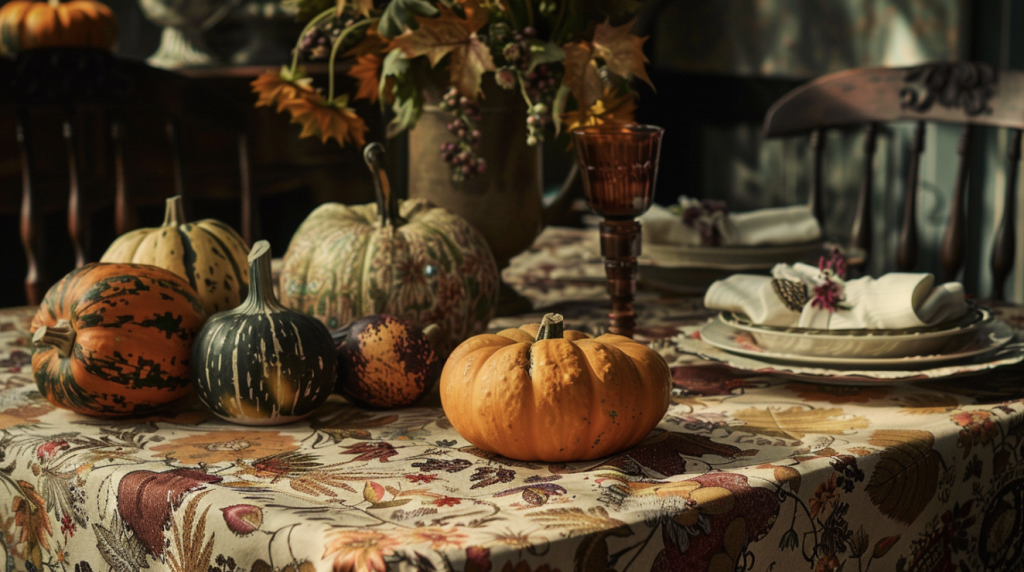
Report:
699,307,1015,369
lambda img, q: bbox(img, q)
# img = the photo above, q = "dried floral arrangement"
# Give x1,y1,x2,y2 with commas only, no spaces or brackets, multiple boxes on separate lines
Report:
252,0,652,180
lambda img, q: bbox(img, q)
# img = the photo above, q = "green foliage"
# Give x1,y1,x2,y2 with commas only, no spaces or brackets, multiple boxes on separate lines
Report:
378,0,441,38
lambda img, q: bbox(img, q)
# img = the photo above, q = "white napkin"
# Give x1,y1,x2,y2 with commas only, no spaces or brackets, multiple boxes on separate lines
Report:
641,197,822,247
704,263,969,330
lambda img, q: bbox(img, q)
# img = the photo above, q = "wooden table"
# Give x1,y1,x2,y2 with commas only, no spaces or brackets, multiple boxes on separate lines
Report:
1,227,1022,572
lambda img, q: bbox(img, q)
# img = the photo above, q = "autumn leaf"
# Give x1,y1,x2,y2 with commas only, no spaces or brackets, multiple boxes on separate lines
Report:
280,93,369,147
251,66,315,111
592,18,653,90
865,430,940,525
388,0,495,97
448,35,496,98
561,41,602,108
349,53,383,103
342,23,390,58
337,0,373,17
733,406,870,440
560,89,637,133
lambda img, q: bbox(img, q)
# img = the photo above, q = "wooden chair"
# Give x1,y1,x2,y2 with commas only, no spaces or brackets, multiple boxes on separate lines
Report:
763,62,1020,299
0,48,255,306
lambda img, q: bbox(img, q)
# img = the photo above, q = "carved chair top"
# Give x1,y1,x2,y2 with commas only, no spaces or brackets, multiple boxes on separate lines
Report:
763,62,1024,137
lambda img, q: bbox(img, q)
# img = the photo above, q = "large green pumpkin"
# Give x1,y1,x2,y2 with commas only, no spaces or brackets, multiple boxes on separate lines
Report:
280,144,499,354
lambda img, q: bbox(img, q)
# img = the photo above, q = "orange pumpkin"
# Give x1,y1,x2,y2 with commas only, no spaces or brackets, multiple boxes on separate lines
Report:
30,263,206,417
439,313,671,462
0,0,117,56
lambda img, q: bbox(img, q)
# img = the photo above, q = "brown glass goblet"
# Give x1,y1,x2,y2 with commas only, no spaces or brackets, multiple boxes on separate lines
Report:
572,124,664,338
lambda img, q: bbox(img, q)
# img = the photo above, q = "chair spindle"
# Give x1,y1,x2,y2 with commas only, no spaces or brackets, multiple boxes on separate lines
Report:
238,133,255,244
166,119,186,210
940,125,972,282
65,115,89,269
809,128,826,226
17,110,46,306
897,121,925,271
992,128,1022,301
112,121,133,235
851,123,879,263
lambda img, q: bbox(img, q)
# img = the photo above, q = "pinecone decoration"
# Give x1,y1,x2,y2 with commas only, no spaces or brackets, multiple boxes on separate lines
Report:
772,278,809,312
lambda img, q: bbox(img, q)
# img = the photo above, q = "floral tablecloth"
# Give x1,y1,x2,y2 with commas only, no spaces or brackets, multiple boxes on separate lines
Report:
2,227,1024,572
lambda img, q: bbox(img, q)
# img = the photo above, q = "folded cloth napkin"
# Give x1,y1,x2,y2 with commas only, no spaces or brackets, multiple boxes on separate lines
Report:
704,262,969,330
640,196,822,247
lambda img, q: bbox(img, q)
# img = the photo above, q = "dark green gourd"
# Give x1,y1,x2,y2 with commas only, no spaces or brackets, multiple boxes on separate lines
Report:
192,240,335,425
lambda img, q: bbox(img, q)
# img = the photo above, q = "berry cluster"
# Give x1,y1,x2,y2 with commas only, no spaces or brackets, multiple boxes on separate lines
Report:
297,17,364,61
494,26,560,145
298,19,342,61
439,88,486,182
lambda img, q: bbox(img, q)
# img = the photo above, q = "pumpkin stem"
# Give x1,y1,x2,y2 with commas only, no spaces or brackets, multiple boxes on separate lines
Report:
363,142,403,228
536,313,564,340
162,195,187,227
48,0,61,6
238,240,287,314
33,325,76,359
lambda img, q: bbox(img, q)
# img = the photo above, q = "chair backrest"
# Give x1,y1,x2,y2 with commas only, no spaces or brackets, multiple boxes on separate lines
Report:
1,49,255,306
763,62,1020,299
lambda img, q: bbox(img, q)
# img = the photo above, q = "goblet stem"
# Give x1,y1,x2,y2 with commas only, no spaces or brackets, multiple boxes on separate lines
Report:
599,219,641,338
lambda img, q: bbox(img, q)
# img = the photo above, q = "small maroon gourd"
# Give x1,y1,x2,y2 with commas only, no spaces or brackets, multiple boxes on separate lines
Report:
332,314,442,408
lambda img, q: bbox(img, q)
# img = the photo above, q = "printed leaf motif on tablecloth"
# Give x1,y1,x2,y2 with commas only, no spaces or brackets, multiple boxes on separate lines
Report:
93,515,149,572
732,407,870,440
864,430,940,525
529,506,625,536
164,490,215,572
893,392,960,414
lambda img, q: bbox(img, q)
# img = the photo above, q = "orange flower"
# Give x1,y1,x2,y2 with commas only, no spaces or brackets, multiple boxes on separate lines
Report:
407,526,468,550
151,430,299,464
323,529,401,572
809,473,840,519
560,89,636,134
280,93,369,148
252,66,315,112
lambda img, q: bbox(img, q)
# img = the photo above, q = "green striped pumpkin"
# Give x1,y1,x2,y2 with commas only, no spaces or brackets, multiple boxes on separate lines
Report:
101,195,250,316
30,263,207,416
280,198,499,354
192,240,335,425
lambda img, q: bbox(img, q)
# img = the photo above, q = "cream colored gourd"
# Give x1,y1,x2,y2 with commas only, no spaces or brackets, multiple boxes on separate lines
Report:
100,196,250,316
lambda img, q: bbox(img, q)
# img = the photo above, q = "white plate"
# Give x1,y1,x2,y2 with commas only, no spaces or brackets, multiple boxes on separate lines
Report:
718,309,990,358
640,241,823,270
699,315,1014,369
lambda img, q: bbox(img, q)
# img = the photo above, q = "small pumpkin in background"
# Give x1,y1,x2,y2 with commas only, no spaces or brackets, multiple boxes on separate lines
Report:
280,143,499,355
191,240,335,425
333,314,443,408
101,195,250,316
440,313,671,462
30,263,206,417
0,0,117,56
